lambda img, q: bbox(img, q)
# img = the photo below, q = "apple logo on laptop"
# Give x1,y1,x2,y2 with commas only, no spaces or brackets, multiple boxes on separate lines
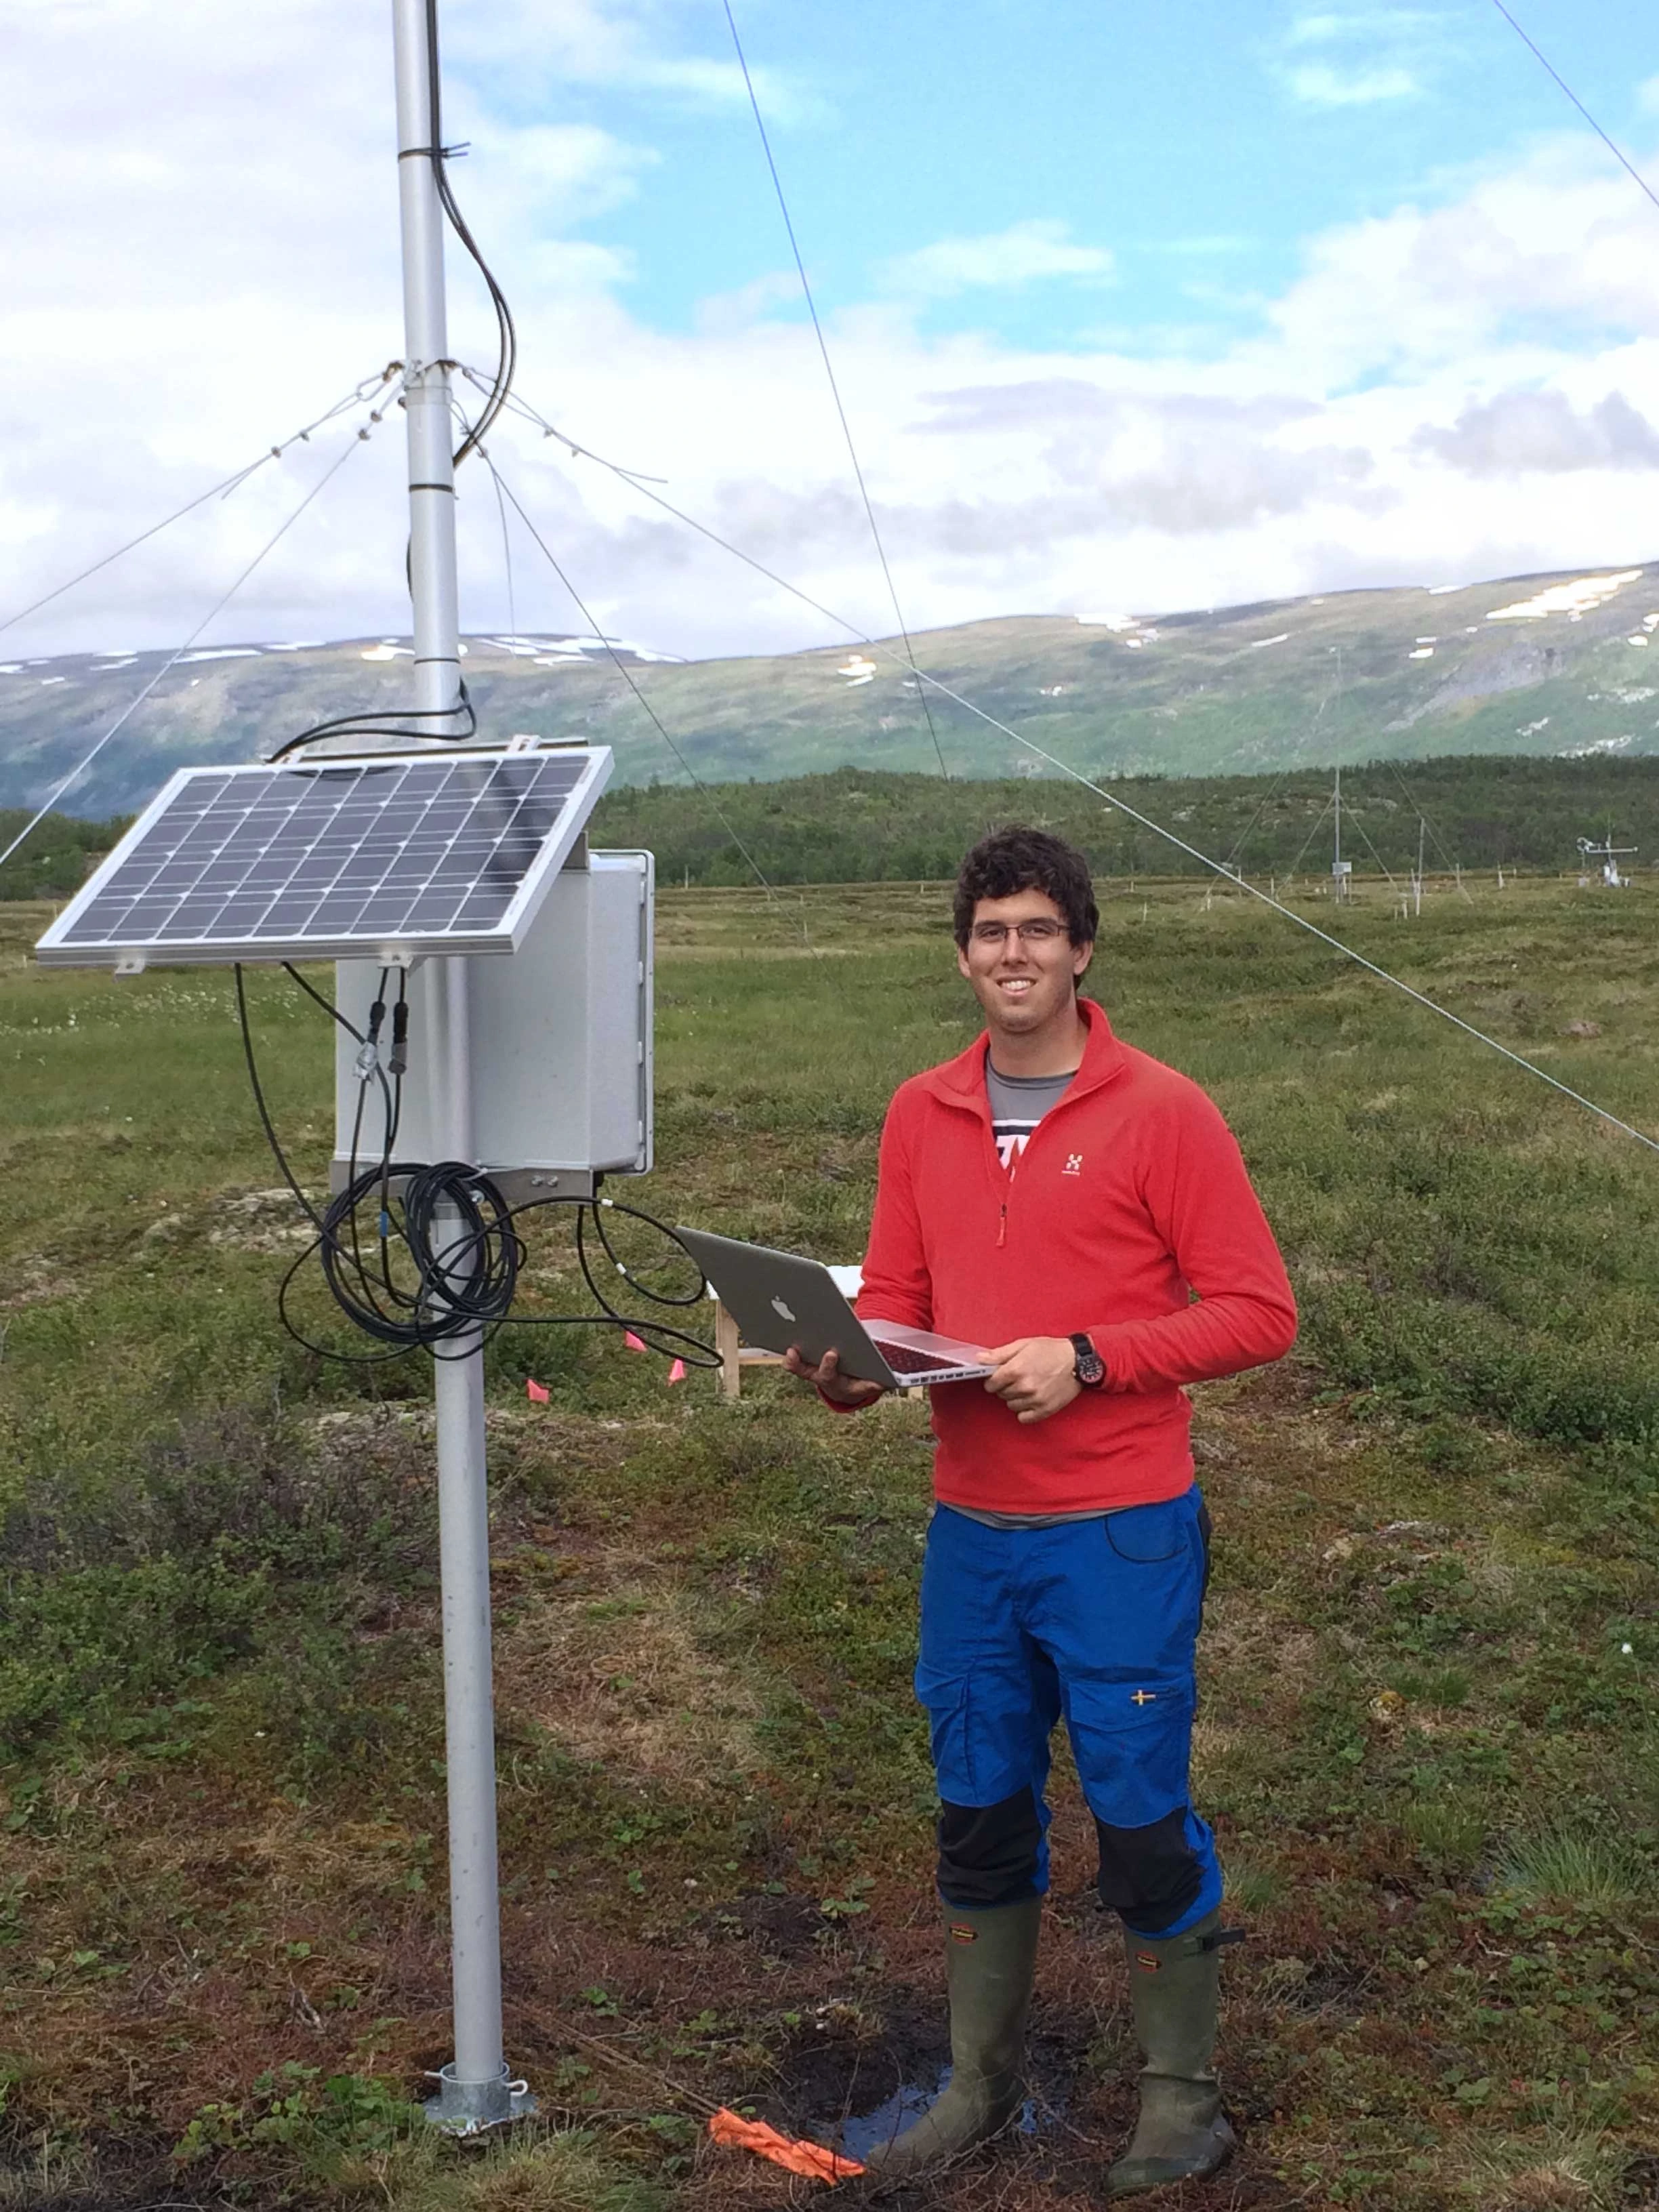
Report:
771,1296,796,1323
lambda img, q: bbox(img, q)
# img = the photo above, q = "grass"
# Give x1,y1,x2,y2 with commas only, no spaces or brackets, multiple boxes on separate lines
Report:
1495,1824,1650,1913
0,872,1657,2209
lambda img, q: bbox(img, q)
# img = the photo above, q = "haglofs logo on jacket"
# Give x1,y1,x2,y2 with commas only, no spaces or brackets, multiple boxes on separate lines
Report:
1063,1153,1084,1176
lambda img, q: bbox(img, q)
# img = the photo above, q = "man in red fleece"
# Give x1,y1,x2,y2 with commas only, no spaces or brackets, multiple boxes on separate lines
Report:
787,827,1296,2196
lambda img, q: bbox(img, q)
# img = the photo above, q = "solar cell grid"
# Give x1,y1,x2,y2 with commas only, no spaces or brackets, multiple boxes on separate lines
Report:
37,749,609,967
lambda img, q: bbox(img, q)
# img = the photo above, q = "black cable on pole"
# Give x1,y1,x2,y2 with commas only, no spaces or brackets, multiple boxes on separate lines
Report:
265,684,479,763
720,0,952,782
420,0,516,468
269,3,516,766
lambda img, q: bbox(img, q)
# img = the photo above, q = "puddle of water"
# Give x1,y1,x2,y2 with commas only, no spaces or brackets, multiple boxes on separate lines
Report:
836,2068,1046,2163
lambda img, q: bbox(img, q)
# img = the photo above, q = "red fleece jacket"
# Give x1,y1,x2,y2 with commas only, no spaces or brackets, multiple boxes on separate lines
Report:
851,999,1297,1514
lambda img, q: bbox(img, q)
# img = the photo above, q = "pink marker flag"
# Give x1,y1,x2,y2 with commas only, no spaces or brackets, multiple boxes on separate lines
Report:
667,1358,687,1385
525,1378,550,1404
623,1331,648,1353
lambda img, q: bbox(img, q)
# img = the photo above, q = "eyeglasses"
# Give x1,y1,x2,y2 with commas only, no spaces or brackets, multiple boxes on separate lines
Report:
968,920,1068,946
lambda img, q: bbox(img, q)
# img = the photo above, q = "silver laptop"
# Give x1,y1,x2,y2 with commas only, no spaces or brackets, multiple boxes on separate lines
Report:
678,1227,993,1388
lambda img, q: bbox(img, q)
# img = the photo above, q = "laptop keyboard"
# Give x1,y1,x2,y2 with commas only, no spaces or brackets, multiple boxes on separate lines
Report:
871,1338,968,1377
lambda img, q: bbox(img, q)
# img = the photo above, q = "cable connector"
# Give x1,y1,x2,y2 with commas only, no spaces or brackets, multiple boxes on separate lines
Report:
389,999,411,1078
354,992,388,1080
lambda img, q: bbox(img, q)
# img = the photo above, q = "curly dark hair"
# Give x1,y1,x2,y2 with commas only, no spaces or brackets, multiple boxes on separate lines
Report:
953,825,1099,949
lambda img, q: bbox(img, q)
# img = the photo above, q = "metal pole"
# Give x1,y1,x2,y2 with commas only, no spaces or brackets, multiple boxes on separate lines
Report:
390,0,526,2134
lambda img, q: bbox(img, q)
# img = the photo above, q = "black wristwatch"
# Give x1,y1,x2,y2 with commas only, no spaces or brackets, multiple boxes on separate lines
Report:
1069,1332,1106,1389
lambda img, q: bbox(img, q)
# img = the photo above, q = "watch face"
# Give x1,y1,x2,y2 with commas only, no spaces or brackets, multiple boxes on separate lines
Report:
1072,1334,1105,1387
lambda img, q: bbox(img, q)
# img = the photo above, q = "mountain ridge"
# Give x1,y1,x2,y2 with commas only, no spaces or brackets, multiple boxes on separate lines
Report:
5,559,1659,819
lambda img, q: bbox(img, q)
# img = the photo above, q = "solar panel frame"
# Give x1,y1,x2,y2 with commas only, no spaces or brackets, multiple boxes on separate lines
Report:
35,746,614,969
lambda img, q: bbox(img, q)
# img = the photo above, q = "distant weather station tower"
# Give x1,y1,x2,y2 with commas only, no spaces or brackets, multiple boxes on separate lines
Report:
1577,830,1637,888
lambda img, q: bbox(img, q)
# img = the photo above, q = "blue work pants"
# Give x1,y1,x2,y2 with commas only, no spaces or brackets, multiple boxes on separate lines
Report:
915,1488,1221,1940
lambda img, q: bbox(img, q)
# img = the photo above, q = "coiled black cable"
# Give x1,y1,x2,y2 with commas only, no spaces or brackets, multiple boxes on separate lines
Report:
235,963,718,1370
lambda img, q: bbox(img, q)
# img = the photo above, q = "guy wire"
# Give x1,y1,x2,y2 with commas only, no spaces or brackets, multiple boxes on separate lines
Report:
491,461,518,638
477,449,834,969
720,0,952,783
1384,756,1473,898
1488,0,1659,220
1285,789,1336,882
1349,811,1401,893
483,386,1659,1158
0,426,375,876
0,367,399,643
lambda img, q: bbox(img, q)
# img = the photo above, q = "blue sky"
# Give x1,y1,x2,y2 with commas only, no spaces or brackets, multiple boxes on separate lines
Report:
4,0,1659,661
455,0,1659,359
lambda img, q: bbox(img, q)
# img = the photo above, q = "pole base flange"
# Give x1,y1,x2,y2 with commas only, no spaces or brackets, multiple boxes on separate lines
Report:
423,2062,537,2135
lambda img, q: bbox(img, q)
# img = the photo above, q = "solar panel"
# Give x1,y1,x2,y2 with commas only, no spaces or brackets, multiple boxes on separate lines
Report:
35,747,613,969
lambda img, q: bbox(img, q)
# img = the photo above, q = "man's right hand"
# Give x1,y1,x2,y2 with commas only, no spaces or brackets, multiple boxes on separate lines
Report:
783,1345,885,1408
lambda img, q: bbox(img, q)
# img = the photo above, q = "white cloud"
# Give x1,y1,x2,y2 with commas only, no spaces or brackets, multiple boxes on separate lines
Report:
443,0,827,124
1286,61,1420,105
1277,7,1442,105
1261,134,1659,382
1288,9,1437,45
880,221,1113,300
1413,390,1659,474
5,3,1659,691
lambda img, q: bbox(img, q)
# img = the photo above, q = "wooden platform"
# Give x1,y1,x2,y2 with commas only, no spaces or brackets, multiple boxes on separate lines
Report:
713,1298,790,1401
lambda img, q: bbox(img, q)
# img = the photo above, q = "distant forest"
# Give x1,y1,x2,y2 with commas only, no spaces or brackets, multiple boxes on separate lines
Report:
592,754,1659,887
5,754,1656,901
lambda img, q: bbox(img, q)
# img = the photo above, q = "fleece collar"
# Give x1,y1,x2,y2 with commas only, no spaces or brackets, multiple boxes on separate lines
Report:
920,995,1128,1111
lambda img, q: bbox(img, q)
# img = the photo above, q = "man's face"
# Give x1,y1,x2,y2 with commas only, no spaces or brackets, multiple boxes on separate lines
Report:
956,888,1093,1036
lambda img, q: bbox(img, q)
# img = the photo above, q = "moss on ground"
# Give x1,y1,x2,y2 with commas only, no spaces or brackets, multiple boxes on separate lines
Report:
0,880,1656,2209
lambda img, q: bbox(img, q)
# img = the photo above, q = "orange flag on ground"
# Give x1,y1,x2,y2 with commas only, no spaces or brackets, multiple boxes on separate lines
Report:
525,1378,550,1404
708,2107,863,2184
666,1357,687,1385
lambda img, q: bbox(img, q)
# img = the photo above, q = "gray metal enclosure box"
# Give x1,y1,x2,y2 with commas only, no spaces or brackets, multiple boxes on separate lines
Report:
333,848,653,1181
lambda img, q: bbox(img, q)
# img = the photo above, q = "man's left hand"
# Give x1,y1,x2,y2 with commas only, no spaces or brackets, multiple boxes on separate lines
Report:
983,1336,1082,1424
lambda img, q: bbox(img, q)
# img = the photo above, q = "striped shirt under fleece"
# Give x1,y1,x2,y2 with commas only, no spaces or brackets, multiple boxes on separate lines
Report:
985,1053,1076,1168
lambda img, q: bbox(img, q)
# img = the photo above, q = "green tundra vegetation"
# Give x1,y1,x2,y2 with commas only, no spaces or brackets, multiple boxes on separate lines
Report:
0,811,131,903
5,750,1659,907
0,872,1656,2211
590,755,1659,888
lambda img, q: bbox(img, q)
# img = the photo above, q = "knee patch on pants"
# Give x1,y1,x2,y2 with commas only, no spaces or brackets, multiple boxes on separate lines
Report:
1095,1807,1202,1931
937,1786,1042,1908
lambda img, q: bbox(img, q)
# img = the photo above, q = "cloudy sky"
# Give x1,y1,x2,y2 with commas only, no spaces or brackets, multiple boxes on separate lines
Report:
4,0,1659,663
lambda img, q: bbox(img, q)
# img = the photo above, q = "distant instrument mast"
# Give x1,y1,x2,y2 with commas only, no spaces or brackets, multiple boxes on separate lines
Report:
1332,765,1351,901
1577,827,1637,888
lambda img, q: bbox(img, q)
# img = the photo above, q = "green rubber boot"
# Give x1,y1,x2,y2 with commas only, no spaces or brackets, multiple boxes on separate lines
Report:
1107,1910,1237,2198
860,1896,1042,2178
